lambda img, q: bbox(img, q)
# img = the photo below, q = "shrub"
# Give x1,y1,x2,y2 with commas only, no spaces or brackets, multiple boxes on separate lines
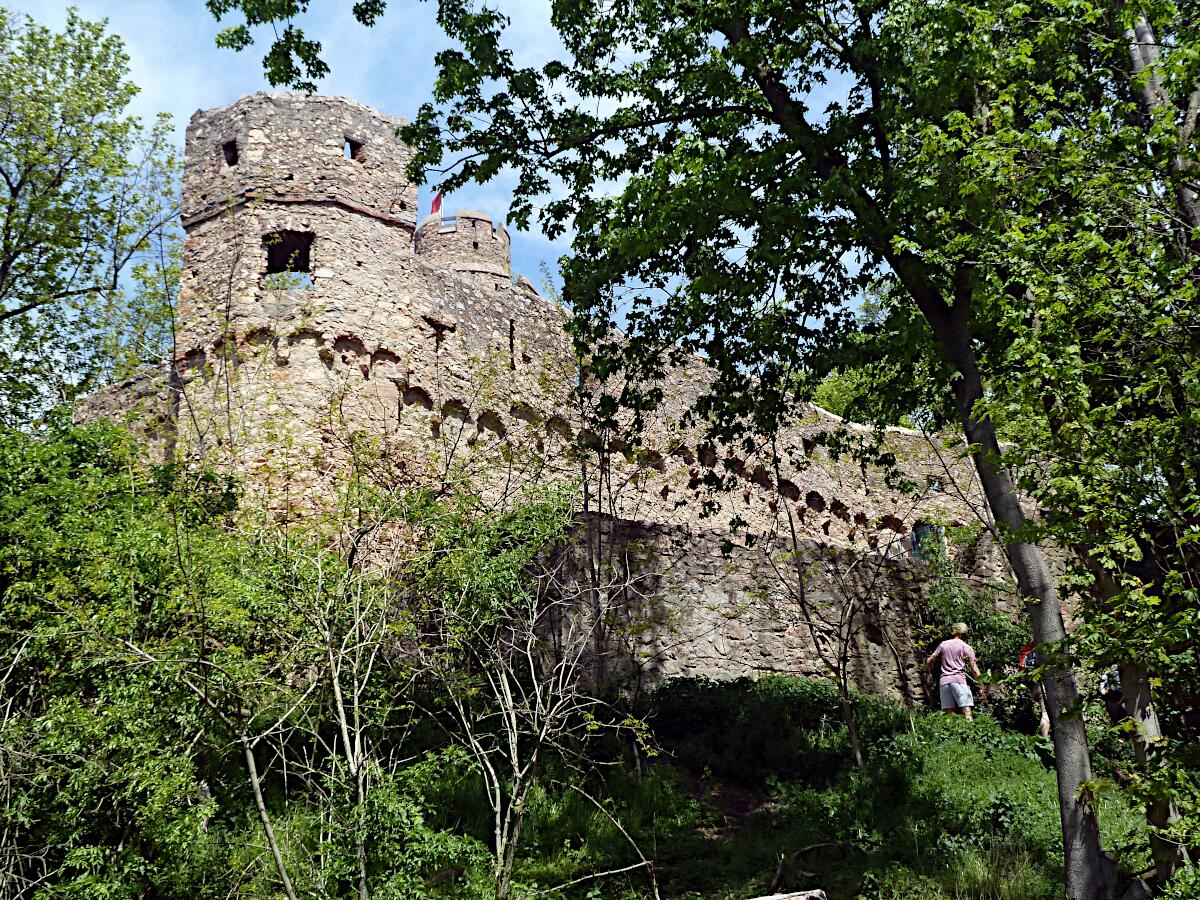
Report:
646,675,906,786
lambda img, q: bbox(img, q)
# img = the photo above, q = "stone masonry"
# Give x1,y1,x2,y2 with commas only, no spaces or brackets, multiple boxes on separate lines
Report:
80,93,1014,701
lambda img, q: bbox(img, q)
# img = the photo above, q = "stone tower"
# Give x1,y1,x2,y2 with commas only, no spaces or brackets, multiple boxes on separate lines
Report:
170,92,574,511
414,209,511,288
177,93,418,352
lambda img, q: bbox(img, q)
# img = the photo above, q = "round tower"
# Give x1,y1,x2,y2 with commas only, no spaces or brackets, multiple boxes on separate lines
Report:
177,93,418,350
414,209,511,285
182,92,416,228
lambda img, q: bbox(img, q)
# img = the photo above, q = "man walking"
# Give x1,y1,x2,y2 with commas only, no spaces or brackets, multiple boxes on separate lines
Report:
927,623,980,720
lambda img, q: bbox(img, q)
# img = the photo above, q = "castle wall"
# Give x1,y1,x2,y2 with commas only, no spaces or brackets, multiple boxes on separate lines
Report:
177,203,416,351
79,92,1014,703
183,93,416,229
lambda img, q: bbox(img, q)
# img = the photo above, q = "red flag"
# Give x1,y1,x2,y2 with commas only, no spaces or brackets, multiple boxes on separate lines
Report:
431,191,443,215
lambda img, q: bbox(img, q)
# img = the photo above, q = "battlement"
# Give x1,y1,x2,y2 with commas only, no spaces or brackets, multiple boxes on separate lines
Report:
182,93,418,231
414,209,511,284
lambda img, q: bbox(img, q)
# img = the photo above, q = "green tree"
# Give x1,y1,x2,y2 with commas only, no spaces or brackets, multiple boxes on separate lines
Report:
0,422,506,897
204,0,1200,894
0,7,179,425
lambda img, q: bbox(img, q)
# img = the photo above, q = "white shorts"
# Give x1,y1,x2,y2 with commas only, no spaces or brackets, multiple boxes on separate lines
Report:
940,682,974,709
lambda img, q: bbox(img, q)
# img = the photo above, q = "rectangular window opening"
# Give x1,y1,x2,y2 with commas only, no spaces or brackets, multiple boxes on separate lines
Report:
262,230,315,290
222,140,239,166
344,138,364,162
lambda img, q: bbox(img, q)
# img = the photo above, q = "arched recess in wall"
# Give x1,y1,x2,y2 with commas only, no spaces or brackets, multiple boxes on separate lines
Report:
669,443,695,465
333,336,369,376
244,326,277,349
510,402,540,425
182,347,208,368
778,479,801,502
477,410,506,438
287,329,323,346
442,399,472,424
805,490,827,512
577,429,602,452
641,449,665,472
279,328,328,369
546,415,573,440
402,385,433,409
371,349,401,376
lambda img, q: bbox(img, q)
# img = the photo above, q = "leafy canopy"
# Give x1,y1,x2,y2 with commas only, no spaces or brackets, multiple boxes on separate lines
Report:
0,6,179,425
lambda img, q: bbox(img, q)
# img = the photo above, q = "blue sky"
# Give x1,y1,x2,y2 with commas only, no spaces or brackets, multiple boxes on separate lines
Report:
10,0,568,287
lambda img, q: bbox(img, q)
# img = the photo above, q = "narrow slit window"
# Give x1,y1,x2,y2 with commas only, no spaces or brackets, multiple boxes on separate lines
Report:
222,140,239,166
344,138,364,161
262,231,315,290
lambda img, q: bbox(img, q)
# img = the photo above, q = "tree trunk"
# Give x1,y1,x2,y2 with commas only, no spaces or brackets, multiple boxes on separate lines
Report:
1118,13,1195,884
840,691,865,769
721,22,1116,895
243,738,300,900
1080,562,1184,883
1122,11,1200,237
355,768,370,900
918,291,1114,900
1118,662,1187,882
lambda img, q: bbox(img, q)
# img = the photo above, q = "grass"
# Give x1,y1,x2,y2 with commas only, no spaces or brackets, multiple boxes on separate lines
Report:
498,676,1146,899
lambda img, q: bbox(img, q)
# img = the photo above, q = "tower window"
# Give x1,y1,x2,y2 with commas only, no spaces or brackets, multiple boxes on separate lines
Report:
262,231,315,290
911,523,945,560
222,140,239,166
344,138,364,161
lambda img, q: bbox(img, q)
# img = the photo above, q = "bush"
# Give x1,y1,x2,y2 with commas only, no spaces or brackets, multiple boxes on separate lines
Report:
594,675,1138,898
646,675,907,786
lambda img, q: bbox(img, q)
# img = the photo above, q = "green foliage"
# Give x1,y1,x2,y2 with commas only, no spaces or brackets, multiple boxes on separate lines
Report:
0,422,249,896
511,675,1143,899
810,370,868,421
0,422,500,896
0,6,179,425
208,0,1200,882
403,483,574,632
0,420,1153,897
648,676,905,786
916,533,1027,675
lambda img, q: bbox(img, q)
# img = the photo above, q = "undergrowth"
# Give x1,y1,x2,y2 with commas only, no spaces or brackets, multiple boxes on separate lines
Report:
495,676,1145,899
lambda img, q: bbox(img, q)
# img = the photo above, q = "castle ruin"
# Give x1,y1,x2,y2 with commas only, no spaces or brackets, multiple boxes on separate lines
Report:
81,93,1014,700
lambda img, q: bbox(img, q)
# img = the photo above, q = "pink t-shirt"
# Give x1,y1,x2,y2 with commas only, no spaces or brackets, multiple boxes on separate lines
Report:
934,638,976,685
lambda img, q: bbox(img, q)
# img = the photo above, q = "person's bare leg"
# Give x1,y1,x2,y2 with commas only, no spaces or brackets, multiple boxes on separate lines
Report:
964,707,973,722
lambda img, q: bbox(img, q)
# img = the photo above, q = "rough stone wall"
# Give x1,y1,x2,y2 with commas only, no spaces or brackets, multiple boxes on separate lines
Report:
414,209,512,286
80,92,1014,702
557,515,942,702
183,93,416,228
179,93,417,352
75,362,179,461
